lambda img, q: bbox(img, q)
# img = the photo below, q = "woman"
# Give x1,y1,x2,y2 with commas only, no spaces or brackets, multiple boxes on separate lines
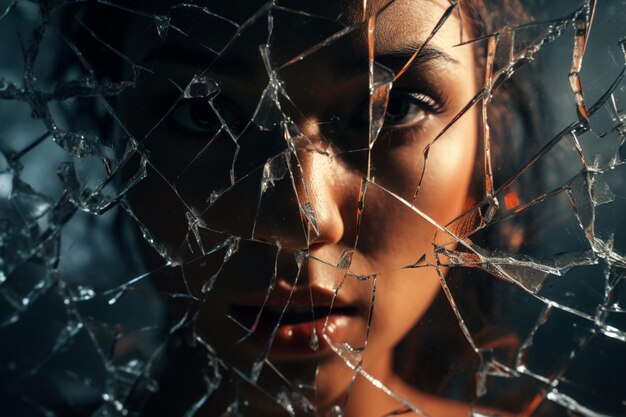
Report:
98,0,543,415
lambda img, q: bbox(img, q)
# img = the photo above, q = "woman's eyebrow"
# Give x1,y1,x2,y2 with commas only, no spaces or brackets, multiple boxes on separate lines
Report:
336,44,459,80
145,45,262,81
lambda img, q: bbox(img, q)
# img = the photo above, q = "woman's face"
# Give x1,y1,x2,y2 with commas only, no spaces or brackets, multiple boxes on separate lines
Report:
123,0,478,412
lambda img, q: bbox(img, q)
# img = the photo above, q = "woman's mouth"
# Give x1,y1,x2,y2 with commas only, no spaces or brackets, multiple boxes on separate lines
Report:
228,287,359,357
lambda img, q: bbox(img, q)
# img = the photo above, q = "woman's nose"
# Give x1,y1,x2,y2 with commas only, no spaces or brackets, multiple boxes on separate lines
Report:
252,129,345,250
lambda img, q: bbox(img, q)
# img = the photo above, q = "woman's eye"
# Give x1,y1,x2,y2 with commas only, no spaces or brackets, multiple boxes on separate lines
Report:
383,92,441,128
170,97,242,136
350,90,441,132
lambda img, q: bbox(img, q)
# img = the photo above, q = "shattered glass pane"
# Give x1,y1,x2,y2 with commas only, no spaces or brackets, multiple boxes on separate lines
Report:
1,0,625,416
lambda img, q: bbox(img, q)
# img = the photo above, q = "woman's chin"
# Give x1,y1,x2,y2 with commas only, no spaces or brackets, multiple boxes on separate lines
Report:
233,354,354,416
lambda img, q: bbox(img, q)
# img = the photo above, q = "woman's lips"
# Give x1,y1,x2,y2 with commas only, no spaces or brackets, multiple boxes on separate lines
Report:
228,286,358,357
272,313,352,355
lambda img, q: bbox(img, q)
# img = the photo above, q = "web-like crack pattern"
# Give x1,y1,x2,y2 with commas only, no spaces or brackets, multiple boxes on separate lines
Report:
1,0,625,416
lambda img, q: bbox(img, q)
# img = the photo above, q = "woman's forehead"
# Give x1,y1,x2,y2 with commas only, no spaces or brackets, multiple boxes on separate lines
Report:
139,0,465,78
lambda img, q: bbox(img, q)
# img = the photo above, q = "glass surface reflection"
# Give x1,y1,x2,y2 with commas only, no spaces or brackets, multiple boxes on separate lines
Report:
0,1,625,416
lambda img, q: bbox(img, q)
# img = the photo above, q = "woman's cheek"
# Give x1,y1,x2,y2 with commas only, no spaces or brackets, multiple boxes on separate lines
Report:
420,146,475,219
408,118,477,221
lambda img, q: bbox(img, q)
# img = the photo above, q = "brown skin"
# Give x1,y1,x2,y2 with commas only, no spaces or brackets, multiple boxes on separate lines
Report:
122,0,481,415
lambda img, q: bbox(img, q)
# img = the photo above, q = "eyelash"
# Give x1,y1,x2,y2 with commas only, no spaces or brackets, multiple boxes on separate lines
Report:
403,92,442,113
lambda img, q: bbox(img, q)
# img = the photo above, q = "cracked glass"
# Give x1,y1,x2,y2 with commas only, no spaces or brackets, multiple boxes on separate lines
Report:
1,0,625,416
